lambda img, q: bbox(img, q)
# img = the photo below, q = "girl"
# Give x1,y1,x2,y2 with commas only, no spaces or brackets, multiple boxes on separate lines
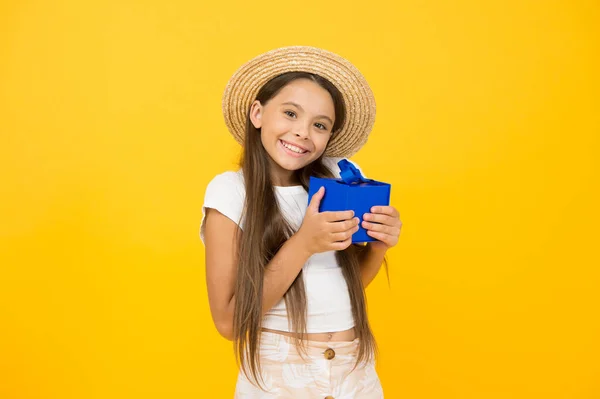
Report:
200,46,402,398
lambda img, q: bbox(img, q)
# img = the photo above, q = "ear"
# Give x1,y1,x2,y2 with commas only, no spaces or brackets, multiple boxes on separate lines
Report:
249,100,263,129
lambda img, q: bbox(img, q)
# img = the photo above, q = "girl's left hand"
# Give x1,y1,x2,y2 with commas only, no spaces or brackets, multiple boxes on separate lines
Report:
361,206,402,250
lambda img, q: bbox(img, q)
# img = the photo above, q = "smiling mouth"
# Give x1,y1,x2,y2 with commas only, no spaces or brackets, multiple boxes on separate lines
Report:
280,140,310,154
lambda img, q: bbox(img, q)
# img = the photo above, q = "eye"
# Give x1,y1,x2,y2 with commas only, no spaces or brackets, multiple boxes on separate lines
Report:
315,123,328,131
284,110,296,118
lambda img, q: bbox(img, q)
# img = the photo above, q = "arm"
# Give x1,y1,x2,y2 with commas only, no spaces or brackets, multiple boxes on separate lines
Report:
358,243,388,288
204,186,359,341
358,205,403,288
203,208,311,341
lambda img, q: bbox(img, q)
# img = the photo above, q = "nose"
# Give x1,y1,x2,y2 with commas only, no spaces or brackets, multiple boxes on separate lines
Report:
294,127,309,140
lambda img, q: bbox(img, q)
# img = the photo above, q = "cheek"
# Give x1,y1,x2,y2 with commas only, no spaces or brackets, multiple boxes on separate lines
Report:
260,116,288,137
312,134,331,151
259,124,284,148
268,117,291,134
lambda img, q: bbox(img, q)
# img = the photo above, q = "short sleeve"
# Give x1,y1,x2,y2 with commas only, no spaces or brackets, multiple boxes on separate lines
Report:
322,157,366,178
199,171,246,245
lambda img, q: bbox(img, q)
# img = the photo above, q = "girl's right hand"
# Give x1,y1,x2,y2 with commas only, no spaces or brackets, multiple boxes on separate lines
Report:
295,186,360,255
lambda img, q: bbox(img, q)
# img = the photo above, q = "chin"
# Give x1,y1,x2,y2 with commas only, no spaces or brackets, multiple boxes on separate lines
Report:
273,155,312,171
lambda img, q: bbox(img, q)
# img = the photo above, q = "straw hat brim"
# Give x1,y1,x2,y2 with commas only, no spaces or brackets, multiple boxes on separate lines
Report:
221,46,376,158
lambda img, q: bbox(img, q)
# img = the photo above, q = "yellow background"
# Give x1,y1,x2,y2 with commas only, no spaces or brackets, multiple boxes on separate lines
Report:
1,0,599,397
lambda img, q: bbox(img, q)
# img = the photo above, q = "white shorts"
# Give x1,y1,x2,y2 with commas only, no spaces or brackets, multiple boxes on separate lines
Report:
234,330,384,398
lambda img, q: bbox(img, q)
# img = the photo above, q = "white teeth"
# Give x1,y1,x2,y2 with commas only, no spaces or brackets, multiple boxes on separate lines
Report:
281,140,306,154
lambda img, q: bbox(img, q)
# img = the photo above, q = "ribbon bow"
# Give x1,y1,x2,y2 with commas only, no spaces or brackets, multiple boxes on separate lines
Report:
338,160,371,184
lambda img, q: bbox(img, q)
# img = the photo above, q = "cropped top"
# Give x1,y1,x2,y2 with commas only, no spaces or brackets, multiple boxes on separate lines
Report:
199,157,363,333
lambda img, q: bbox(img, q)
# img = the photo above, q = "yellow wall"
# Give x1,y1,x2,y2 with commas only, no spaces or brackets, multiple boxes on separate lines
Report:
1,1,598,398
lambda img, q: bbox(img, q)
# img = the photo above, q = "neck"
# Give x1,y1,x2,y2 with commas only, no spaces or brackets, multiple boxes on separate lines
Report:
271,170,300,187
269,160,299,187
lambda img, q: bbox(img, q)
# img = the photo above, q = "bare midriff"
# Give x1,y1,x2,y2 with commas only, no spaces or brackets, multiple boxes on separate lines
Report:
260,326,356,342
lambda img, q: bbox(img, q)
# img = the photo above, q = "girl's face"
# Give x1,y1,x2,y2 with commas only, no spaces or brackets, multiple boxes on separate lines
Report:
249,79,335,184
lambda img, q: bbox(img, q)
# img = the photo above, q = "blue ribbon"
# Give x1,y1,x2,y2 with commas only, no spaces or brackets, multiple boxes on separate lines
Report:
338,160,371,184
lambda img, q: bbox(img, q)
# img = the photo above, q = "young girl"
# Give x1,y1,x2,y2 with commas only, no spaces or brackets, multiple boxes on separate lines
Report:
200,46,402,398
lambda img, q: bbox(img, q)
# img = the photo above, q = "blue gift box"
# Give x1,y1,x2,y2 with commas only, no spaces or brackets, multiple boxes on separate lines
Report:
308,160,391,243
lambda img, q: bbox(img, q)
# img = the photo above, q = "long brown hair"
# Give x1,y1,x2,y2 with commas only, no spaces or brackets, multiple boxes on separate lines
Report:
232,71,387,390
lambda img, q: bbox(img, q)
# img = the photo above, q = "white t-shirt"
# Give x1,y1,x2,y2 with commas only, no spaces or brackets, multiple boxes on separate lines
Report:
199,157,364,333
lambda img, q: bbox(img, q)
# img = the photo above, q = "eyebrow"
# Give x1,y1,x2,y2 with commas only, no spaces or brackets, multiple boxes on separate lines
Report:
281,101,334,125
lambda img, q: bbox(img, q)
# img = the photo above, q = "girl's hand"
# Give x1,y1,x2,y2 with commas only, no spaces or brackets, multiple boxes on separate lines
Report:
295,186,360,255
362,205,402,250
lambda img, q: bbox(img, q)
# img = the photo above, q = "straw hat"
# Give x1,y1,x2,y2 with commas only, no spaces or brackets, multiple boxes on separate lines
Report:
221,45,376,158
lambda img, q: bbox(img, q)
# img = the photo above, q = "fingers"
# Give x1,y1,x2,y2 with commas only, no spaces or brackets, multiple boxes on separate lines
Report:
322,210,355,222
361,220,401,236
310,204,401,252
366,230,396,246
331,236,353,251
328,217,360,233
330,223,360,242
362,212,401,227
370,206,400,218
362,206,401,249
307,186,325,214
